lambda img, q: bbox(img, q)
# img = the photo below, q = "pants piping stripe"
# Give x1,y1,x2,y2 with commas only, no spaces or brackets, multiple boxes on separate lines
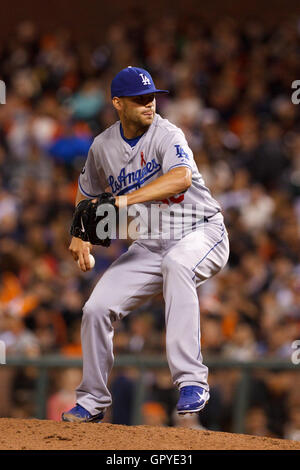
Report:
191,225,225,281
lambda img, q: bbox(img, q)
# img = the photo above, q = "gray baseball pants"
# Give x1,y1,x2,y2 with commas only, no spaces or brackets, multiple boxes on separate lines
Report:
76,215,229,415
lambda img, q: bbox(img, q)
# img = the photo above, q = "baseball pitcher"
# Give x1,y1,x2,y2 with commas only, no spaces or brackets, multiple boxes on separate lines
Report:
62,67,230,423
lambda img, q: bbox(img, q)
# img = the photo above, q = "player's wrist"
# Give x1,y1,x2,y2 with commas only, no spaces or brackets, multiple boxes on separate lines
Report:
115,196,128,208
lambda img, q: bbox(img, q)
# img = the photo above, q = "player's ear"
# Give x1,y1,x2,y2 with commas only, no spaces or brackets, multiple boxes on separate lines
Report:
112,97,122,112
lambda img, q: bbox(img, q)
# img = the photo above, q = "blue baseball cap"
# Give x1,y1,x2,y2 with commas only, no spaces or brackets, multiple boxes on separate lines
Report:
111,66,169,99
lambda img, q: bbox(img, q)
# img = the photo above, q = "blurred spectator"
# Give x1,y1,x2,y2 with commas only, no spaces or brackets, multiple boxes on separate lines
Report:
223,321,259,360
47,368,82,421
263,371,295,437
141,402,168,426
60,318,82,357
110,368,136,425
147,368,178,426
0,314,40,357
245,407,274,438
201,315,225,355
127,313,162,353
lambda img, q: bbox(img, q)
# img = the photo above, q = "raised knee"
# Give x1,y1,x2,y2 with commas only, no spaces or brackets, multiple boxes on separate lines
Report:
82,299,117,323
161,252,184,275
83,299,107,320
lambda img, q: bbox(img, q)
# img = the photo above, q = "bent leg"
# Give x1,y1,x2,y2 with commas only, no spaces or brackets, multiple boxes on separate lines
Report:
161,221,229,390
76,242,163,415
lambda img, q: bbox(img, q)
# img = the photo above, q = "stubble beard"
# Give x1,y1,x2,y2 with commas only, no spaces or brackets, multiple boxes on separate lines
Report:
125,109,154,135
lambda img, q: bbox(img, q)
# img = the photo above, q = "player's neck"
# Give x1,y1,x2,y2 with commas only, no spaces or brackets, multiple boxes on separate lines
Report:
120,120,149,139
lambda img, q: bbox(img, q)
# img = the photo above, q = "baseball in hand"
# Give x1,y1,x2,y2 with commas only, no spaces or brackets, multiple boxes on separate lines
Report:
78,254,95,269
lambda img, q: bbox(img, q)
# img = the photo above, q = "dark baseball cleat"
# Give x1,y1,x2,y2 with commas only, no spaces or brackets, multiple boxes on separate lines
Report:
177,386,210,414
62,404,104,423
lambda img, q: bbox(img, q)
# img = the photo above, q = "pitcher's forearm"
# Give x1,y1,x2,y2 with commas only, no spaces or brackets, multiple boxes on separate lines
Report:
116,167,192,207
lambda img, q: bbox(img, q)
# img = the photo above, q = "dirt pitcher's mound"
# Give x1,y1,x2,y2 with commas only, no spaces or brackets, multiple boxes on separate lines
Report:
0,418,299,450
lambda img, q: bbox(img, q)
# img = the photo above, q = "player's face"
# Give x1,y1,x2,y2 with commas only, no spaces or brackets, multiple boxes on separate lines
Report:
118,93,156,128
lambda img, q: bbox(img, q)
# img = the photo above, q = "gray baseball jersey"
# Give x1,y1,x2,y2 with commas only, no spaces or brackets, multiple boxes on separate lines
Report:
79,113,221,239
75,113,230,416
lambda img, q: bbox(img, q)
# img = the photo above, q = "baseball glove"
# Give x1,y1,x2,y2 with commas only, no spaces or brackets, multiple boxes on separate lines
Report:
70,192,118,247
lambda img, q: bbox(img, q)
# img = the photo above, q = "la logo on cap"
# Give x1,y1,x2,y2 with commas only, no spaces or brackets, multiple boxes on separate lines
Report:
139,73,151,86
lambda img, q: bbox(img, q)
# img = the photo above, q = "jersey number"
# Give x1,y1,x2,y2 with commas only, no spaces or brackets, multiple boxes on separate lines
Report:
160,194,185,205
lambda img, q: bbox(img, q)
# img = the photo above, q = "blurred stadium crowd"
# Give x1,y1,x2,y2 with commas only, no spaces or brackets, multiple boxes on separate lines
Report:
0,14,300,439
